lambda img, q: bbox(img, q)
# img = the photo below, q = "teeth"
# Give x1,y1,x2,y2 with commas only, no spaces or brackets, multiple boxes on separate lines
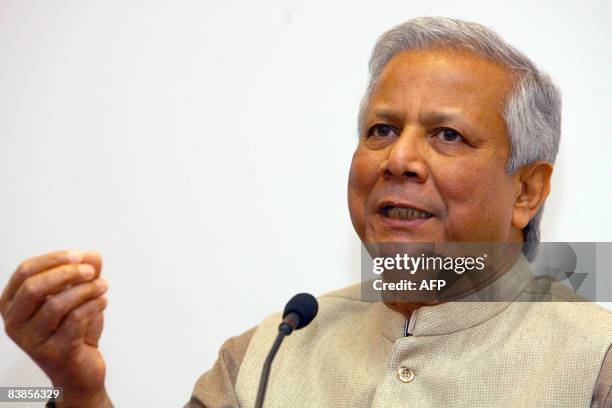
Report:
386,207,431,220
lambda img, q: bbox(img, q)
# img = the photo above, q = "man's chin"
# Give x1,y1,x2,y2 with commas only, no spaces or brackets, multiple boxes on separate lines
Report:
363,213,443,243
364,225,443,244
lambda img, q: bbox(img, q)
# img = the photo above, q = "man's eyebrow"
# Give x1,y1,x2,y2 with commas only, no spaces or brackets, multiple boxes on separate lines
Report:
371,106,465,125
371,106,405,123
420,110,461,122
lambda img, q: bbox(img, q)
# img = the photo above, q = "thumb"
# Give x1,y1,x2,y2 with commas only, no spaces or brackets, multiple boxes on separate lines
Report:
84,313,104,347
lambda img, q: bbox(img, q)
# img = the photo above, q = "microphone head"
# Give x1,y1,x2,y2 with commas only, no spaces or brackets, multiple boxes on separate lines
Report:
283,293,318,330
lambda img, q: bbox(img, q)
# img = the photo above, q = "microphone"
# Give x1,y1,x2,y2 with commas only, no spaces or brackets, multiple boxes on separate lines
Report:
254,293,319,408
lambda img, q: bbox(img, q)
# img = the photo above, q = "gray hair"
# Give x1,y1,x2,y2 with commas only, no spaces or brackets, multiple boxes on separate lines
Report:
359,16,561,260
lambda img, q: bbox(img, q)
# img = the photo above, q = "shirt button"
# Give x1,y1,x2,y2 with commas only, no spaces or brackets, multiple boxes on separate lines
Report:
396,365,415,383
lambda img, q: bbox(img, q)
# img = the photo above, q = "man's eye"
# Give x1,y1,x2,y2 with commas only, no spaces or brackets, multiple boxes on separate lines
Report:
433,128,464,143
367,124,396,138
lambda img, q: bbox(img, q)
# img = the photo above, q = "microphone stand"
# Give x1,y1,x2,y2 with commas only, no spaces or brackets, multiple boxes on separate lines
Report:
254,312,299,408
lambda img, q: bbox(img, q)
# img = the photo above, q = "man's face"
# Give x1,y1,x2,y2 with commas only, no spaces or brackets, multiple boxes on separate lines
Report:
348,47,521,244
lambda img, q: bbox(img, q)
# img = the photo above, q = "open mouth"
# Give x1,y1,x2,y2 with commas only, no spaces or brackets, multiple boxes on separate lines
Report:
379,205,433,221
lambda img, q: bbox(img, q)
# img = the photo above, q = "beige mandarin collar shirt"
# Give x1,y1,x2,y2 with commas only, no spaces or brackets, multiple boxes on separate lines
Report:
186,254,612,407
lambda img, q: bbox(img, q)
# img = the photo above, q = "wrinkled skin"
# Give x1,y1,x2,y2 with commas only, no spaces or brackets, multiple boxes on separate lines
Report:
347,48,552,313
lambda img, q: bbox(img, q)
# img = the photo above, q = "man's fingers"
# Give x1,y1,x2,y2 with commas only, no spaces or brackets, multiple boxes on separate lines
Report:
50,296,108,349
0,250,85,308
4,263,98,326
26,279,108,342
81,251,103,278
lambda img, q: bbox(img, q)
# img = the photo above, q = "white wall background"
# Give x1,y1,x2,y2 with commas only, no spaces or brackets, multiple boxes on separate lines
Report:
1,0,610,406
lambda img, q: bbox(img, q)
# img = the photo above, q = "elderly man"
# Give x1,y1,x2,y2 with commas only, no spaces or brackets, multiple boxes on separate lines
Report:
1,16,610,408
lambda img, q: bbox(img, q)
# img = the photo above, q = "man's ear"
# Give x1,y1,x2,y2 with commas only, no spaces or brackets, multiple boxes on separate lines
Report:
511,160,553,230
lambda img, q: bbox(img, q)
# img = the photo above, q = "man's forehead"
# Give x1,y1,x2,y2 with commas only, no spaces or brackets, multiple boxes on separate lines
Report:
370,48,514,119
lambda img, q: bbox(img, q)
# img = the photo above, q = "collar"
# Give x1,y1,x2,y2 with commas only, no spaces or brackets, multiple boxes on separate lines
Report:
376,253,536,341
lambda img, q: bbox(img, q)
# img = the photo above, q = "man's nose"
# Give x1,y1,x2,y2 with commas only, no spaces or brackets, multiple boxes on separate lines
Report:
380,129,428,183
